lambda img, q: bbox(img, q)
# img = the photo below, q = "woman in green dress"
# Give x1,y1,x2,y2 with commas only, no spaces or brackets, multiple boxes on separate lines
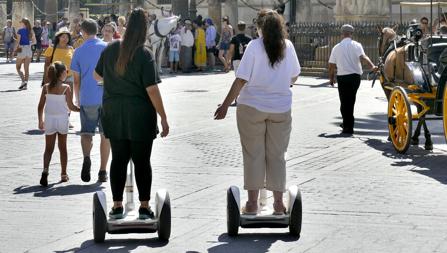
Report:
94,8,169,220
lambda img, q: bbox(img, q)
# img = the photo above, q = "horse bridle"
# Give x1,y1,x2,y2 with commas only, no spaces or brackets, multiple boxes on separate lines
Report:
147,19,176,47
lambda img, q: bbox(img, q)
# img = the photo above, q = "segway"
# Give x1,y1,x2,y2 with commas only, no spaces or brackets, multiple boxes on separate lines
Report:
226,185,302,236
93,161,171,242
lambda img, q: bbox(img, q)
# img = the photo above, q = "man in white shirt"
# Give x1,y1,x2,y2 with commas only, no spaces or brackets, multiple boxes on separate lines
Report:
180,19,194,73
328,24,377,135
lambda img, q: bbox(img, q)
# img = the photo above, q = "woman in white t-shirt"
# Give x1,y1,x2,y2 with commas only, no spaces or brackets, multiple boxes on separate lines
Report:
214,9,300,215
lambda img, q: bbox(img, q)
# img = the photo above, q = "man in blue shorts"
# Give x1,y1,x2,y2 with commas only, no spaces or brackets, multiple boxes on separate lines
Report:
71,19,110,183
2,20,16,63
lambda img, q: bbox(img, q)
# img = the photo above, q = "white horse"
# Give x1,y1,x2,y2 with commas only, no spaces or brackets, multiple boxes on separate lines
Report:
147,15,180,73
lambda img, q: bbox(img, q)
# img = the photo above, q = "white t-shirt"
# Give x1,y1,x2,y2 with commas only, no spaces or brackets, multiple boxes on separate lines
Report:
169,34,182,52
236,38,301,113
328,38,365,76
3,26,15,42
180,27,194,47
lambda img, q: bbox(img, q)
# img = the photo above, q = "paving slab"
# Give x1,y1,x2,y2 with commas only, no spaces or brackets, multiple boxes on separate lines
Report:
1,59,447,253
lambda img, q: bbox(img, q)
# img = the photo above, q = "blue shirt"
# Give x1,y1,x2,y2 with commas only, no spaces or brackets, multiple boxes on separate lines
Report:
71,38,107,106
18,28,30,45
205,25,216,48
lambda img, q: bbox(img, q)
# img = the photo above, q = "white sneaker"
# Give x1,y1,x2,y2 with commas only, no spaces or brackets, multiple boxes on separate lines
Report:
18,82,27,90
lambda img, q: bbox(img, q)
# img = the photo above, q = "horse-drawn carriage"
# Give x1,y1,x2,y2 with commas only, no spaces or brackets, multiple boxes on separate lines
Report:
376,1,447,153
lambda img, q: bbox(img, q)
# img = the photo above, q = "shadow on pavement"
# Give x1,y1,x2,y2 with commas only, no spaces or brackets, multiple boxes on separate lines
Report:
13,182,105,197
318,133,354,138
296,81,334,88
23,129,45,135
207,233,298,253
0,89,22,93
362,138,447,184
54,238,168,253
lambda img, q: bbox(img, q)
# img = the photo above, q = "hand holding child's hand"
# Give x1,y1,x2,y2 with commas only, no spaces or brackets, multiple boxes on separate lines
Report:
38,121,44,131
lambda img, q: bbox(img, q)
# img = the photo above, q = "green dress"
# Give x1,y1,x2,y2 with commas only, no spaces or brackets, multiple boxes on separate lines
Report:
95,41,161,141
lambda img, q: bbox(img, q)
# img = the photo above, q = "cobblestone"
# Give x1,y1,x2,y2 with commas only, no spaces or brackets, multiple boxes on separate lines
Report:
1,59,447,252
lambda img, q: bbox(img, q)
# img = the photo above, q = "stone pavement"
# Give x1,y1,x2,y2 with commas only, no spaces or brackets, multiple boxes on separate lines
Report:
1,59,447,253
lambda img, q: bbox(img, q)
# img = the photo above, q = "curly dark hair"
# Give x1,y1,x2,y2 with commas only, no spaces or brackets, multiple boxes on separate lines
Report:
256,9,287,68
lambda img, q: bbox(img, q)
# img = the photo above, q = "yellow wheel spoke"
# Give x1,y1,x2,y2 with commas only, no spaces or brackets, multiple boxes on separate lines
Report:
392,127,398,138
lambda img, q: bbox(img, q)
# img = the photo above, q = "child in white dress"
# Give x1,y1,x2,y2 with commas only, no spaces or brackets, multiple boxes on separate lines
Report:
37,61,80,187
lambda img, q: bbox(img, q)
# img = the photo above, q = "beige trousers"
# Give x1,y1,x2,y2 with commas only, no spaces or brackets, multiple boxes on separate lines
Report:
236,104,292,192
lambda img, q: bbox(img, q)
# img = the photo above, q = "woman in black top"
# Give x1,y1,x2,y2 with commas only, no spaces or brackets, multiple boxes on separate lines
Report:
94,8,169,220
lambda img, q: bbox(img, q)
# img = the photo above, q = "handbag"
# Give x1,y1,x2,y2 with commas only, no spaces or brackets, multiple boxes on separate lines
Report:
16,47,22,53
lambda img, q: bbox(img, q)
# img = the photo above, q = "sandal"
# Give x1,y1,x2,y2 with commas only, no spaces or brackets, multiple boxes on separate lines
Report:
40,171,49,187
273,201,287,215
61,174,69,182
241,201,258,215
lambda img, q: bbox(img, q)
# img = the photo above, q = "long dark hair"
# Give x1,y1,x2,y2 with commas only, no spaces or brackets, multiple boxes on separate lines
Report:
256,10,287,68
47,61,67,88
116,8,148,76
21,18,32,38
51,33,72,63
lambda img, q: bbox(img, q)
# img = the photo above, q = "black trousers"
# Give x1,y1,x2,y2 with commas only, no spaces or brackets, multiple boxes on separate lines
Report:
337,74,361,131
110,139,153,202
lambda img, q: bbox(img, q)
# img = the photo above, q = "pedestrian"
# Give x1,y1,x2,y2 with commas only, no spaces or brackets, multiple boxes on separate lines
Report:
71,18,111,183
32,20,43,62
79,13,85,22
15,18,36,90
214,9,300,215
227,21,251,106
117,16,126,37
420,17,430,35
194,20,207,71
217,16,234,72
56,17,68,31
41,21,50,52
228,21,251,74
205,18,217,71
180,19,194,73
101,22,116,43
49,22,56,42
93,8,169,219
328,24,378,135
42,27,74,88
71,22,84,49
2,19,16,63
109,22,121,40
168,29,182,73
248,18,259,39
37,61,80,187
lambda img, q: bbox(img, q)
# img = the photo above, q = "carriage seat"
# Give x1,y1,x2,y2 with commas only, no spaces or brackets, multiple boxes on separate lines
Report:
427,43,447,66
433,47,447,85
421,36,447,49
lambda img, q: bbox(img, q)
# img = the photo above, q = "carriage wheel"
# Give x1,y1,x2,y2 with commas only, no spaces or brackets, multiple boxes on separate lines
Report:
388,87,412,154
443,85,447,144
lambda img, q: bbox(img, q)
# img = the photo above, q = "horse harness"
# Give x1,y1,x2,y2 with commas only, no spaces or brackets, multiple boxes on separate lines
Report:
382,36,409,82
147,20,168,52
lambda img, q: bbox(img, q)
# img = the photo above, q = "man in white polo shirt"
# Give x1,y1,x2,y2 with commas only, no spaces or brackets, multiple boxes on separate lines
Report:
328,24,378,135
180,19,194,73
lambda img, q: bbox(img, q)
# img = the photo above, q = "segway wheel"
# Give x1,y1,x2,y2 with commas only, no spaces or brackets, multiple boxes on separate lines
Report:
289,189,302,237
93,193,107,243
227,188,240,236
157,193,171,241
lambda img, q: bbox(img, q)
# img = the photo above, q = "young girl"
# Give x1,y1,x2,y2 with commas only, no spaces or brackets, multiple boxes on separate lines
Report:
37,61,80,187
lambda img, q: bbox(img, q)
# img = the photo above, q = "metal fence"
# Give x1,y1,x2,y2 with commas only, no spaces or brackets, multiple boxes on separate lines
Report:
289,22,409,69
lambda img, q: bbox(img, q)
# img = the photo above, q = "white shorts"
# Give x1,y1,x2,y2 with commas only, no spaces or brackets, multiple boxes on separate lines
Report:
17,45,32,59
45,115,69,135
